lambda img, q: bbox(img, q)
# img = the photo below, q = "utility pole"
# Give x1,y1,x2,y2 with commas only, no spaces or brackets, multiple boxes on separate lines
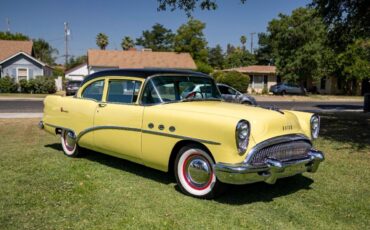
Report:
250,32,256,54
6,18,10,32
64,22,70,68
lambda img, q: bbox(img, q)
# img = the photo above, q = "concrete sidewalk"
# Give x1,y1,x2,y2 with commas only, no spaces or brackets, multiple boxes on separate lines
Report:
0,113,43,118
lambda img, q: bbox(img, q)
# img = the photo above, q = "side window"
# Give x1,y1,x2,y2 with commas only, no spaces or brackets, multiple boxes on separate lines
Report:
218,85,230,94
227,87,237,95
81,80,105,101
107,80,142,104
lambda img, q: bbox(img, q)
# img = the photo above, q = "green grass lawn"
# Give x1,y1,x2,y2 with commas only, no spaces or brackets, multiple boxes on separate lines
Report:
0,113,369,229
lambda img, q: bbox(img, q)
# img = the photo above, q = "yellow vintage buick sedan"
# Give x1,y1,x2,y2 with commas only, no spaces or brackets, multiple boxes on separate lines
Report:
40,69,324,198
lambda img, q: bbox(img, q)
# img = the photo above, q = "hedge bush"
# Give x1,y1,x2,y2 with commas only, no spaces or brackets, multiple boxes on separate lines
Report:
196,61,214,74
0,76,18,93
18,76,56,94
213,71,250,93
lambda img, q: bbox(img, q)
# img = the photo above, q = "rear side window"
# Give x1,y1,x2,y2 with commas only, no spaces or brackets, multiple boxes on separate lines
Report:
81,80,105,101
107,80,142,104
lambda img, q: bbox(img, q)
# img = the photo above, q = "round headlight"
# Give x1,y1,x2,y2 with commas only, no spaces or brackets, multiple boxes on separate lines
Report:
236,120,250,155
311,115,320,139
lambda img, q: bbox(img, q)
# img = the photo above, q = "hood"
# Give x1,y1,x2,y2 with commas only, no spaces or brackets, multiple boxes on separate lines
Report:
159,101,307,144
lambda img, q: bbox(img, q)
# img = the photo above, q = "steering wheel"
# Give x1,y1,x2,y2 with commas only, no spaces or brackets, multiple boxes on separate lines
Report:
184,91,204,99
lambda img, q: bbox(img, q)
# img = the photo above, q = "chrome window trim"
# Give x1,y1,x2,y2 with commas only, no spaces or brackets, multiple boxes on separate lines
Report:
106,79,143,105
243,134,311,164
139,73,222,106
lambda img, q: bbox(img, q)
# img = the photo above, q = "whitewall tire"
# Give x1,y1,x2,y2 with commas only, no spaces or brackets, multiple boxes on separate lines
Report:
60,130,80,157
175,145,223,199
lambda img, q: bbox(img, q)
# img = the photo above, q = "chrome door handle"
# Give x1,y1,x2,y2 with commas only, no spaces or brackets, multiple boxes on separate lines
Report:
98,103,107,108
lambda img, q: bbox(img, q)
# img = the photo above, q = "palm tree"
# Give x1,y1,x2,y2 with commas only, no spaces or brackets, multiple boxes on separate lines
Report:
121,36,135,50
240,35,247,50
96,33,109,50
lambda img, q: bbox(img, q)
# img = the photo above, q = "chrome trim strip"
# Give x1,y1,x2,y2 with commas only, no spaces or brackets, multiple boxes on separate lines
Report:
77,125,142,142
244,134,311,164
142,129,221,145
44,123,220,146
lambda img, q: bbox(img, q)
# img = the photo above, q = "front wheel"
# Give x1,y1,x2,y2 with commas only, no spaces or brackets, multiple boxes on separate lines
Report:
174,145,224,199
61,130,81,157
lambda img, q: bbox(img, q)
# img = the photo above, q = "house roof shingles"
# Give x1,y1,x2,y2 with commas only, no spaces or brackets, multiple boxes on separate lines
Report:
225,65,276,74
0,40,33,62
88,49,197,69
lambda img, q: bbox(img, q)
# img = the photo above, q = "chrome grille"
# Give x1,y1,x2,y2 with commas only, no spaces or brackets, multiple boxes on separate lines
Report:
249,141,312,165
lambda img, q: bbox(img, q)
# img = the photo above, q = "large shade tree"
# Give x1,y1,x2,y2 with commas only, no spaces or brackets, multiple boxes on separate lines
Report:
312,0,370,51
136,23,174,51
259,7,333,85
96,33,109,50
33,38,58,65
174,19,208,63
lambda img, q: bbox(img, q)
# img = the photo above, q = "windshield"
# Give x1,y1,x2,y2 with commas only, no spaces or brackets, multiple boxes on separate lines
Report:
141,75,221,105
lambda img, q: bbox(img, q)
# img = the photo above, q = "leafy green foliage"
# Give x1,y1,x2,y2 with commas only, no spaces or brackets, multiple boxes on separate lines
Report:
33,39,58,65
312,0,370,51
336,39,370,94
121,36,135,50
66,55,87,70
260,8,332,84
174,19,208,63
0,76,18,93
18,76,56,94
208,45,224,70
214,71,250,92
196,61,213,74
96,33,109,50
136,24,174,51
224,47,256,69
157,0,246,16
0,31,29,40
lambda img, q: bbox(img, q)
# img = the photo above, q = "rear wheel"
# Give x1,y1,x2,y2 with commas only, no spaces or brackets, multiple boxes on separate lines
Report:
174,145,224,199
281,90,286,96
61,130,80,157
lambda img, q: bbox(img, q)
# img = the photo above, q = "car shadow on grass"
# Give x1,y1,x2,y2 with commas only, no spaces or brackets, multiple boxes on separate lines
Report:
215,175,313,205
44,143,174,185
319,112,370,150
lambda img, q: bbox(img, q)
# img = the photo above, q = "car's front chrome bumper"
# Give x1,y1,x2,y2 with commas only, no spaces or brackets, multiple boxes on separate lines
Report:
214,149,324,185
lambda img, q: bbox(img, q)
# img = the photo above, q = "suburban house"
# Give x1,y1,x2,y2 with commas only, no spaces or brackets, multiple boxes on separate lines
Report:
87,49,197,74
0,40,53,81
224,65,278,93
65,63,88,81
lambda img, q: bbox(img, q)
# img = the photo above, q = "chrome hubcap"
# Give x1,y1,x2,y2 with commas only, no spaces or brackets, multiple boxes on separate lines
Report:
65,131,76,150
185,156,212,188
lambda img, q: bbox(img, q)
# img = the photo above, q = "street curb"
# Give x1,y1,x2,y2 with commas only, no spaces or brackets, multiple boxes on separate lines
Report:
0,97,45,101
0,113,43,118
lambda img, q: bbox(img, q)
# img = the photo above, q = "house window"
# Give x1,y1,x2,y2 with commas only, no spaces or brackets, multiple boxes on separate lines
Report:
17,68,28,82
253,75,264,89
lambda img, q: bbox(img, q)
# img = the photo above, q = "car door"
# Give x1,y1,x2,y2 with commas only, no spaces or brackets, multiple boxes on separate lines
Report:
93,77,144,163
218,85,236,102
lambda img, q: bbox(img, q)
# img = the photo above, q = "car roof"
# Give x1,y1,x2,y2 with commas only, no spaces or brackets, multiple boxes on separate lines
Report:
82,68,210,85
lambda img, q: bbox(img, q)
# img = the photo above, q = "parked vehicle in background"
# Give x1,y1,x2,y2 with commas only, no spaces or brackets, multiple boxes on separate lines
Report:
217,83,257,105
270,83,306,95
66,80,82,96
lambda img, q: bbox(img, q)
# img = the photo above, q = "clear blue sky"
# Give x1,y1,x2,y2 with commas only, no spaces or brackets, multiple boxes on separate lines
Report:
1,0,310,64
